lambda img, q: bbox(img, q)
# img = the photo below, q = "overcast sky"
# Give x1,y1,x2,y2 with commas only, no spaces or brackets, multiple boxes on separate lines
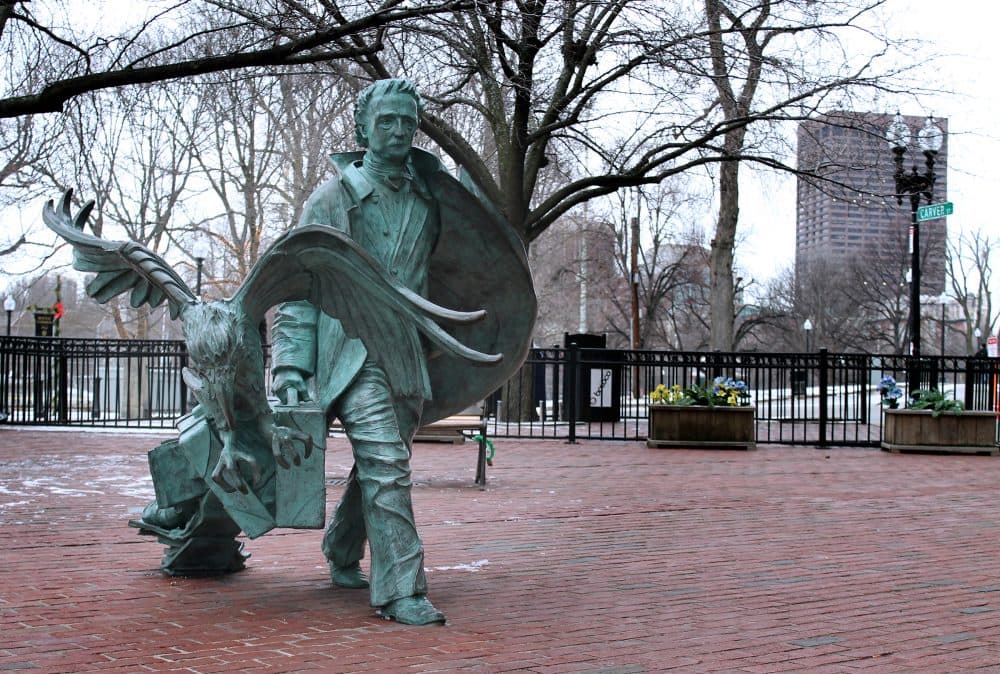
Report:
738,0,999,288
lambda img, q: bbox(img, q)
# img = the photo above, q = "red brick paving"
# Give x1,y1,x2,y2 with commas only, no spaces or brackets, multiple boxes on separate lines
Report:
3,427,1000,672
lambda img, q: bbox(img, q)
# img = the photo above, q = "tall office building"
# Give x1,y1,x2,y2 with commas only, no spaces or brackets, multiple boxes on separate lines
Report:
796,111,948,294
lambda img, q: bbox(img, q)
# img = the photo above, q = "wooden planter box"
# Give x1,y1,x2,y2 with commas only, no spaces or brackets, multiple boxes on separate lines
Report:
881,409,999,456
647,405,755,450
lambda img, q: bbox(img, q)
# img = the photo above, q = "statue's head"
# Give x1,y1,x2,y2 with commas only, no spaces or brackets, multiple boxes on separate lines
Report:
354,78,424,163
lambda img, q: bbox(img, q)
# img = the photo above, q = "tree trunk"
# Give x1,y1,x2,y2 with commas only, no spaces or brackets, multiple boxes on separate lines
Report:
710,158,739,351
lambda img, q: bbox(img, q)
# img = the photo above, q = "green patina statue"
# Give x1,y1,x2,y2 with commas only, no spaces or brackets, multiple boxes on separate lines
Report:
42,78,536,626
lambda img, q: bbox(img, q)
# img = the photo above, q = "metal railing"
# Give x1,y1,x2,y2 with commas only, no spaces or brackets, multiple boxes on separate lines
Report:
0,337,190,427
2,337,998,445
485,347,1000,446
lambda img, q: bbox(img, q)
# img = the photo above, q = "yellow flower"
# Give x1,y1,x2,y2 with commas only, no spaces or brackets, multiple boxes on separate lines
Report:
650,384,669,403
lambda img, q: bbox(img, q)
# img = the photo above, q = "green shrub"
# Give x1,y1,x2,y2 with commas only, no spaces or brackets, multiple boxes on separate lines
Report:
908,388,964,417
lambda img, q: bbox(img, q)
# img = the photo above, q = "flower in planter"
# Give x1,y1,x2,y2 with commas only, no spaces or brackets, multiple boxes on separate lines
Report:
649,383,684,404
712,376,750,406
651,377,751,407
878,375,964,416
878,375,903,409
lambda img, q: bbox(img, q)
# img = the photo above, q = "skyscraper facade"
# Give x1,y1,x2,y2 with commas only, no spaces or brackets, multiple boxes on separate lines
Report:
796,111,948,294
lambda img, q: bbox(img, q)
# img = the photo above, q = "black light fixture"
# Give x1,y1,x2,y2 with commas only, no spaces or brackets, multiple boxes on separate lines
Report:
886,112,944,381
193,233,211,297
4,296,14,336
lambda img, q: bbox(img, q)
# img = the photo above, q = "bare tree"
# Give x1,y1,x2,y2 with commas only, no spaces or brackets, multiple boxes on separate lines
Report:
0,1,469,118
4,1,930,355
601,184,712,350
792,227,927,354
304,0,929,354
697,0,932,350
947,230,997,354
182,69,355,297
32,83,202,338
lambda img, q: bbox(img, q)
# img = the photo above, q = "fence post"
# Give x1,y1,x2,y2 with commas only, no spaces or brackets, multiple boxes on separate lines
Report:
551,347,561,423
566,344,578,444
0,338,8,422
818,348,829,448
92,375,102,419
859,356,870,425
964,357,976,409
57,343,68,422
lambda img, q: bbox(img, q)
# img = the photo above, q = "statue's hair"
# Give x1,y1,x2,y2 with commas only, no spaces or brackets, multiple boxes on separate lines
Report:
354,78,424,147
183,303,240,369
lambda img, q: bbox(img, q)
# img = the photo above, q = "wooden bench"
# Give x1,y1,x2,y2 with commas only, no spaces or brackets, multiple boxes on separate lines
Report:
415,414,490,486
331,413,492,485
413,415,484,443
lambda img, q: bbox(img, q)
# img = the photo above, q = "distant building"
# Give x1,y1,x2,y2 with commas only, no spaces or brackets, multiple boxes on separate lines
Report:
796,111,948,294
528,216,625,348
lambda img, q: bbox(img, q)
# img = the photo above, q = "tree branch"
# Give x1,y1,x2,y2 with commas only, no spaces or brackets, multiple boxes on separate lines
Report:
0,1,472,119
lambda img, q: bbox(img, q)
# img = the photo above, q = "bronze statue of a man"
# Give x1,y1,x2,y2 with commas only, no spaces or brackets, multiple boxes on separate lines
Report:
270,79,451,625
43,77,535,628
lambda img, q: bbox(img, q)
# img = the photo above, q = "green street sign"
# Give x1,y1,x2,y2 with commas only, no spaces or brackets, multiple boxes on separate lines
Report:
916,202,954,222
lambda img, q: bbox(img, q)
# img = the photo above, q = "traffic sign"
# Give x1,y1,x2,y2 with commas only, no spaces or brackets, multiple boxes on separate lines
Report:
916,202,953,222
988,336,998,358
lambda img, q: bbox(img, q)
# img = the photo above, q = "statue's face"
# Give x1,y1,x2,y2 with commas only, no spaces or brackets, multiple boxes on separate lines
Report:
362,91,419,164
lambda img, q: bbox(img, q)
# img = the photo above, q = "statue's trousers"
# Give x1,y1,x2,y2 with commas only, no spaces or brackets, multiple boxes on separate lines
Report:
321,361,428,606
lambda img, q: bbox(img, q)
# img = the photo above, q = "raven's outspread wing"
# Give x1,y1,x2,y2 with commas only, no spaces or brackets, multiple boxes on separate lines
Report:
44,189,500,402
235,224,500,398
43,191,196,319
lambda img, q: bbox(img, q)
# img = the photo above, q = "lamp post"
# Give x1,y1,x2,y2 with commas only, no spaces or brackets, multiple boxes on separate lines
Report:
195,257,204,296
974,327,982,355
4,296,14,336
803,318,813,352
192,233,210,297
886,112,944,386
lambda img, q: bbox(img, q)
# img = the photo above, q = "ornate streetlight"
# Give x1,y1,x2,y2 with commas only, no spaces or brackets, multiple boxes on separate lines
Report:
192,233,211,297
803,318,813,352
886,112,944,384
4,296,14,336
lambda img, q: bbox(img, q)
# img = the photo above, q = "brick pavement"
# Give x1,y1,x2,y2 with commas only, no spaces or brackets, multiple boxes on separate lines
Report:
2,427,1000,673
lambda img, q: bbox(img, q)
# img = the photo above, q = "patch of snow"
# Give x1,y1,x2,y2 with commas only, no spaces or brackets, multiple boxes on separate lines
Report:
428,559,489,573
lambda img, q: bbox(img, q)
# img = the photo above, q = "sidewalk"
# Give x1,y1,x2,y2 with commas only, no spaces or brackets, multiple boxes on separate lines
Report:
2,427,1000,673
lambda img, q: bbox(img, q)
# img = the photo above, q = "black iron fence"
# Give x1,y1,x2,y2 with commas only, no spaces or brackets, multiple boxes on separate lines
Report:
2,337,998,446
0,337,189,427
485,347,1000,446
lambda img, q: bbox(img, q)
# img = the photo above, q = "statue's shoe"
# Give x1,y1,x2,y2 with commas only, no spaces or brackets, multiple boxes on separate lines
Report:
329,561,369,589
140,501,187,529
378,596,446,625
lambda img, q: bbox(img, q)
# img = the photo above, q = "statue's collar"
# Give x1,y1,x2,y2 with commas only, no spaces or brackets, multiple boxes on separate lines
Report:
330,148,442,201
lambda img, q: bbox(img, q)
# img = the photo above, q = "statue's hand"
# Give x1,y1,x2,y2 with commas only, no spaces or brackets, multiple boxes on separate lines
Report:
270,424,313,470
211,444,262,495
272,367,310,406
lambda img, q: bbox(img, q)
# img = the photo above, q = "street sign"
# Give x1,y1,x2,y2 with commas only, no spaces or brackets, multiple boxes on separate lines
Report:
916,202,954,222
988,336,998,358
